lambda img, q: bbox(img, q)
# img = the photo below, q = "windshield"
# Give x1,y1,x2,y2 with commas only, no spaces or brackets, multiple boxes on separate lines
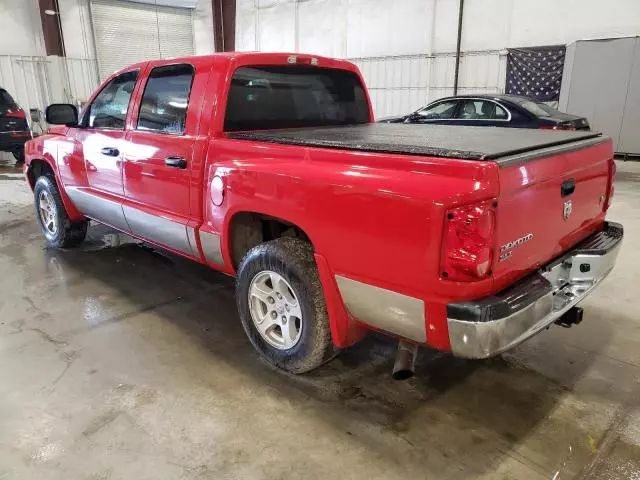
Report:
513,98,559,118
224,66,370,131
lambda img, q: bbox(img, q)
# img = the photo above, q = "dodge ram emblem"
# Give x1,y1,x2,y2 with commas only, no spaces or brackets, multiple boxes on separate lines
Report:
563,200,573,220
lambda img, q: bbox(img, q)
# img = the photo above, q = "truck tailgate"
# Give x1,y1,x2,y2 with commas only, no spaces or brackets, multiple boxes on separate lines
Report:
492,137,613,287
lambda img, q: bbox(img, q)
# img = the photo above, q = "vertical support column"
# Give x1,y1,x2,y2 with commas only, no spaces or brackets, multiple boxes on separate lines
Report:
38,0,65,57
213,0,236,52
453,0,464,96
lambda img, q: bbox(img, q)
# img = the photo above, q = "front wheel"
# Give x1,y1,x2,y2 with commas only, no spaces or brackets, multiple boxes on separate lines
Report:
34,175,88,248
12,148,25,166
235,237,337,374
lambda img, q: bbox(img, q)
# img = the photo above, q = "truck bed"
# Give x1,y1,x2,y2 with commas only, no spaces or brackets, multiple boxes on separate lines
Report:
227,124,603,164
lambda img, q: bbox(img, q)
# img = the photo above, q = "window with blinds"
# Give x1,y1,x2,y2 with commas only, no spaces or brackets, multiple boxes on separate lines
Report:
90,0,195,81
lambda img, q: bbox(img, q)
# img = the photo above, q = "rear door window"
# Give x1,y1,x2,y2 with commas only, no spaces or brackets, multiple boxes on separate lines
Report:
137,64,194,135
224,66,369,131
456,100,508,120
457,100,483,119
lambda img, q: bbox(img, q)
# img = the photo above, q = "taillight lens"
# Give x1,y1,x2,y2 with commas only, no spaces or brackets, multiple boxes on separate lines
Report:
539,123,575,131
442,201,496,282
605,158,616,211
5,108,26,119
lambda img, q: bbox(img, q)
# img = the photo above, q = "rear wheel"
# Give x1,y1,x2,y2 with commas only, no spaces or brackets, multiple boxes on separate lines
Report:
34,175,88,248
236,237,337,373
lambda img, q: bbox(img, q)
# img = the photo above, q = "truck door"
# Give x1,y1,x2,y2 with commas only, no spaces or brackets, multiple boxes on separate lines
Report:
67,69,139,231
123,63,200,257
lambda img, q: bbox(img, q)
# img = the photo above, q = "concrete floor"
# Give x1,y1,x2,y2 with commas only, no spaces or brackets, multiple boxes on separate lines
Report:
0,160,639,480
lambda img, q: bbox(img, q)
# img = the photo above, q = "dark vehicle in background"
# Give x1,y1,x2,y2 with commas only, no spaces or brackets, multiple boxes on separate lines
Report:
379,94,590,131
0,88,32,165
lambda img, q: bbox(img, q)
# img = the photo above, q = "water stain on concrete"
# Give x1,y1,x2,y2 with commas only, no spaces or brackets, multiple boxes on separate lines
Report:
0,162,639,479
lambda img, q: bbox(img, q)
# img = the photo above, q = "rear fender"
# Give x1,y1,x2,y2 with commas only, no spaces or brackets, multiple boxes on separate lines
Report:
314,253,367,348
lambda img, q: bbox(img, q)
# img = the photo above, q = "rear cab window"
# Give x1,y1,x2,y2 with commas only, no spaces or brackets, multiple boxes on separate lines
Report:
515,99,558,118
224,66,369,131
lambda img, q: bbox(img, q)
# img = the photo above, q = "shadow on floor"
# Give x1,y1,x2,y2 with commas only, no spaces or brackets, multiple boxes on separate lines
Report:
4,219,630,478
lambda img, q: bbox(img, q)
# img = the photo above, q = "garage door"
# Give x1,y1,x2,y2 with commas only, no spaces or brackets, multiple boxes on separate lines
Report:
90,0,194,81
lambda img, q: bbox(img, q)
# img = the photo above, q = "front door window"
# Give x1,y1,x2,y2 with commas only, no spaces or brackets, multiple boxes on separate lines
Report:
83,70,138,130
415,100,458,120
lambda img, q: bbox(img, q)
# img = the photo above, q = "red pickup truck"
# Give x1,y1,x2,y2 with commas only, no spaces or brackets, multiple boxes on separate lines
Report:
24,52,622,378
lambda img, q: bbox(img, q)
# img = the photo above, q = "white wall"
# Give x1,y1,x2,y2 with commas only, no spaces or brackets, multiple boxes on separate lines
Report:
0,0,215,108
435,0,640,52
238,0,640,55
0,0,46,56
58,0,97,59
58,0,214,59
0,0,50,124
236,0,640,117
193,0,215,56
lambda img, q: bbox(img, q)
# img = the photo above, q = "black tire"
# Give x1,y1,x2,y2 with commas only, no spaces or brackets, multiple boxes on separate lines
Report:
236,237,338,374
34,175,88,248
12,148,25,166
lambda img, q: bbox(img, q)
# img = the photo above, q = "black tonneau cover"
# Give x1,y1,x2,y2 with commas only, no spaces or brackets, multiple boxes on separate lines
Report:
227,124,604,163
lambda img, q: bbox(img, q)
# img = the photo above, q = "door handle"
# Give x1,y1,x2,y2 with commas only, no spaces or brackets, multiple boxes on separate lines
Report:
561,179,576,197
165,156,187,169
101,147,119,157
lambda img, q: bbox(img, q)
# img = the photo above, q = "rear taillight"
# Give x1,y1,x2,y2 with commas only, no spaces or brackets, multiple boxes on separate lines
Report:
539,123,575,131
441,200,496,282
605,159,616,211
5,108,26,119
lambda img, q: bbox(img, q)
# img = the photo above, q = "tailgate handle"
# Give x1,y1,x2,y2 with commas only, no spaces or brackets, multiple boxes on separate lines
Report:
561,179,576,197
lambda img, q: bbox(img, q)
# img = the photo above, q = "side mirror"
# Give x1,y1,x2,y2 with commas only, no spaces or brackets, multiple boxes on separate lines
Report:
45,104,78,126
30,108,42,123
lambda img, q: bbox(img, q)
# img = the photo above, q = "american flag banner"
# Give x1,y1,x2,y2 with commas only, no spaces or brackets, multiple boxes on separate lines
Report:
506,46,566,102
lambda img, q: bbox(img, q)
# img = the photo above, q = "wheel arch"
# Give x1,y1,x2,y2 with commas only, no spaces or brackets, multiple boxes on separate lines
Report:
27,157,84,221
26,158,55,190
226,210,316,270
224,210,366,350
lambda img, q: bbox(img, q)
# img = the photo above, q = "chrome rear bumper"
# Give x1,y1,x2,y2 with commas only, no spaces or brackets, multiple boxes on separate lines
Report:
447,222,623,359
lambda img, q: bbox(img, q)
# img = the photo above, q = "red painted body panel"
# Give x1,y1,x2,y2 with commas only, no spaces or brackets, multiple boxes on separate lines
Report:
24,131,84,221
492,141,611,290
123,131,195,218
23,52,614,353
81,129,127,196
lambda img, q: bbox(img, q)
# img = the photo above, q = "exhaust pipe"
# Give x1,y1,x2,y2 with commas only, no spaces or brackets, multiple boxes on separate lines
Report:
392,341,418,380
